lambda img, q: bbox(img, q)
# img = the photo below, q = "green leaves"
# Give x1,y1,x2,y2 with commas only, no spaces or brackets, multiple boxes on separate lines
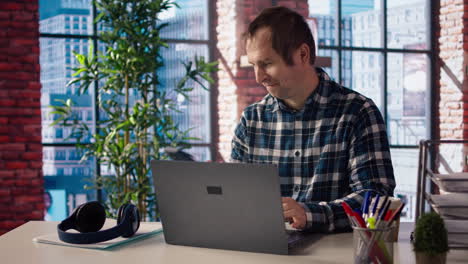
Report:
176,56,218,101
67,45,101,95
413,212,449,256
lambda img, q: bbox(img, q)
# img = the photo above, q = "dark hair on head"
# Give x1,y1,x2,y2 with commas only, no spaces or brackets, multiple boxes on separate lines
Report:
246,6,316,66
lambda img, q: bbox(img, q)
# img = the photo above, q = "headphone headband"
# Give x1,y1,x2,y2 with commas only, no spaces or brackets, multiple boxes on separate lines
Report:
57,202,140,244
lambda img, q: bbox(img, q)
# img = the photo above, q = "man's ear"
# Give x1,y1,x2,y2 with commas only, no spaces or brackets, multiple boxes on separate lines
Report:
298,43,309,65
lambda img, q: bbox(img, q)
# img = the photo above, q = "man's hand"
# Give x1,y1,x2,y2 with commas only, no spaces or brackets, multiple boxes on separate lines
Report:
282,197,307,230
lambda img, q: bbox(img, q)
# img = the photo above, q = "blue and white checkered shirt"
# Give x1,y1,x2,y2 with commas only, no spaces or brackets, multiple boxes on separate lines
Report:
231,68,395,232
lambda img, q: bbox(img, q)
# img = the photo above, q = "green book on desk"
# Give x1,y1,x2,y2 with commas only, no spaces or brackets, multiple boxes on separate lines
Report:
32,220,163,250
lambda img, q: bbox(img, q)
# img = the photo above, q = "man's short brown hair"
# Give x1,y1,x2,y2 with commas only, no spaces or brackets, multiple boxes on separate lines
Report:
246,6,316,66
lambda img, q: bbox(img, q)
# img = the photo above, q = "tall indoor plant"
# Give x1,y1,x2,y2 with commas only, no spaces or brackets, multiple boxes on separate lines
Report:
52,0,217,220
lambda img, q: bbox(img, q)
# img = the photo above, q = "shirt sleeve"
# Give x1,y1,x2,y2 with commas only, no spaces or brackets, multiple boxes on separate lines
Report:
230,114,249,163
301,100,396,232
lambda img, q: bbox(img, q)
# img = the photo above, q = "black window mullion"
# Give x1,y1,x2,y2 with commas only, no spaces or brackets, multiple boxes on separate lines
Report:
429,0,437,142
317,45,431,54
337,0,342,84
162,39,210,45
383,0,388,128
91,2,101,202
39,33,95,39
207,0,217,161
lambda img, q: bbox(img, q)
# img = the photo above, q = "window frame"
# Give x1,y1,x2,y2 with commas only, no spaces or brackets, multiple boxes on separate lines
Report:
317,0,435,149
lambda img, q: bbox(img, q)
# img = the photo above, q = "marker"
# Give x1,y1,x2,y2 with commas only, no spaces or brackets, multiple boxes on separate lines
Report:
386,203,405,228
362,191,371,220
341,202,358,227
371,194,380,218
367,216,376,229
375,195,388,219
375,199,391,229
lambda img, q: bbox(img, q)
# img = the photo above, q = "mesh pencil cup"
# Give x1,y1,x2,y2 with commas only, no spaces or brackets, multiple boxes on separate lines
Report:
352,225,395,264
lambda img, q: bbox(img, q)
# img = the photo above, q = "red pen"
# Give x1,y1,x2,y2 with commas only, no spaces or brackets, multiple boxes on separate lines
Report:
342,202,362,228
341,201,367,228
384,209,393,222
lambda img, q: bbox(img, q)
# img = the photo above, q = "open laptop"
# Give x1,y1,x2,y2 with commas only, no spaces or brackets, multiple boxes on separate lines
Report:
151,160,312,255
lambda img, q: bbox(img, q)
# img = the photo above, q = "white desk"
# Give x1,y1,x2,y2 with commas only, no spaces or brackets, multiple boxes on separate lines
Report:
1,221,467,264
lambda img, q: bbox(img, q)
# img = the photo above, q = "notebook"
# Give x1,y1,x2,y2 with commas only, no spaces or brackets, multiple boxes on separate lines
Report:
151,160,311,255
33,220,163,250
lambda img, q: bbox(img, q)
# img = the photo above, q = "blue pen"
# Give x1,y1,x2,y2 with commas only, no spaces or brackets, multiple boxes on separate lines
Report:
362,191,371,219
371,194,380,218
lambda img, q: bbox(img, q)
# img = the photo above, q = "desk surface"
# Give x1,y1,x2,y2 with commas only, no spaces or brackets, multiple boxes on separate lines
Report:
1,221,467,264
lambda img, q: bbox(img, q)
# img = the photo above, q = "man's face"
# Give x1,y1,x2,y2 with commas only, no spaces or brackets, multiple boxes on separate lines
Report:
246,27,305,100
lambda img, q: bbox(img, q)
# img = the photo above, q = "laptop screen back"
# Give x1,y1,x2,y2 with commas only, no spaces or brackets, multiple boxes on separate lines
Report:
151,160,289,255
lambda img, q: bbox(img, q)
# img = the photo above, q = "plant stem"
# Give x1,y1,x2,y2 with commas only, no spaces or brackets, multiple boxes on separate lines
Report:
124,74,130,195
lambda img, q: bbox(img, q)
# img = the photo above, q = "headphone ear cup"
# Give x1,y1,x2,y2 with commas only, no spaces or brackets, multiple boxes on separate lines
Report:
117,204,127,225
75,201,106,233
117,204,140,237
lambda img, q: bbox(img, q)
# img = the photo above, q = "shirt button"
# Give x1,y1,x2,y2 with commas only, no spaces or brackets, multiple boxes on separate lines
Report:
293,185,300,192
295,151,300,157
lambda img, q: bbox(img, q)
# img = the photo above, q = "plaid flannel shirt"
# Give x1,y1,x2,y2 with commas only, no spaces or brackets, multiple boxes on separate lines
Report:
230,68,395,232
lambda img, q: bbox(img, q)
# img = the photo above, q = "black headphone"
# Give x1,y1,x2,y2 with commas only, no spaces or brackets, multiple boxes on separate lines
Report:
57,201,140,244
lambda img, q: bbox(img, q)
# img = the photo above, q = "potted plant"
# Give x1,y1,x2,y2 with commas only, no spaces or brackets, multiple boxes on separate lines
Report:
412,212,449,264
51,0,217,220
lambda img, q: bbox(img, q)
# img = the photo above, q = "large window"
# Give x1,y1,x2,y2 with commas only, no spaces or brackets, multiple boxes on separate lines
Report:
309,0,432,222
39,0,214,220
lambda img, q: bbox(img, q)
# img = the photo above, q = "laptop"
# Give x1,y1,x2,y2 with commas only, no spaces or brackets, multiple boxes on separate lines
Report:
151,160,312,255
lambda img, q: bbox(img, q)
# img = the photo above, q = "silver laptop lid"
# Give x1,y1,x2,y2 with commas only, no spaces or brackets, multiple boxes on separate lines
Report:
151,160,289,255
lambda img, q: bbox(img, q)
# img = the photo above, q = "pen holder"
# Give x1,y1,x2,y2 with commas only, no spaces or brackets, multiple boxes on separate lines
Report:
352,225,395,264
388,218,400,242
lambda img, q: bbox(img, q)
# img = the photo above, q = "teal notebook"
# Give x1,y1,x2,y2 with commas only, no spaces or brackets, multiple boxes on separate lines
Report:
32,219,163,250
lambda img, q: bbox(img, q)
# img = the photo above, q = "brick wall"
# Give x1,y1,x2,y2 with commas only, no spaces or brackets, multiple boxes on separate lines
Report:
463,1,468,140
436,0,468,171
438,0,466,139
0,0,44,235
216,0,309,161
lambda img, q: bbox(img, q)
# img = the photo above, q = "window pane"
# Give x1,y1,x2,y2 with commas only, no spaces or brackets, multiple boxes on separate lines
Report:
390,148,418,222
387,53,429,146
317,49,338,82
39,0,93,35
159,0,209,41
345,51,384,111
342,0,383,48
40,37,95,144
387,0,429,50
43,146,96,220
158,43,211,143
309,0,337,47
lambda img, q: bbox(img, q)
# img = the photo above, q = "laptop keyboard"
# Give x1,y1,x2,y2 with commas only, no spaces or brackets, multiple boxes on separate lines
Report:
286,230,306,244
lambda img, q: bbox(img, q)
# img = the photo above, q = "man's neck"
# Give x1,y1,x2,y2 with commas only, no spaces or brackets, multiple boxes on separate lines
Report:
284,67,319,111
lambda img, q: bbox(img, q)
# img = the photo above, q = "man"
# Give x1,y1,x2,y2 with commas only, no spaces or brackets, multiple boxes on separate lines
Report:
230,6,395,232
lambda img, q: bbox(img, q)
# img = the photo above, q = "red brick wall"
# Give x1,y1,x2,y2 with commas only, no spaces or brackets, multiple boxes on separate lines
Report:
438,0,466,139
0,0,44,235
463,1,468,140
216,0,309,161
436,0,468,171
